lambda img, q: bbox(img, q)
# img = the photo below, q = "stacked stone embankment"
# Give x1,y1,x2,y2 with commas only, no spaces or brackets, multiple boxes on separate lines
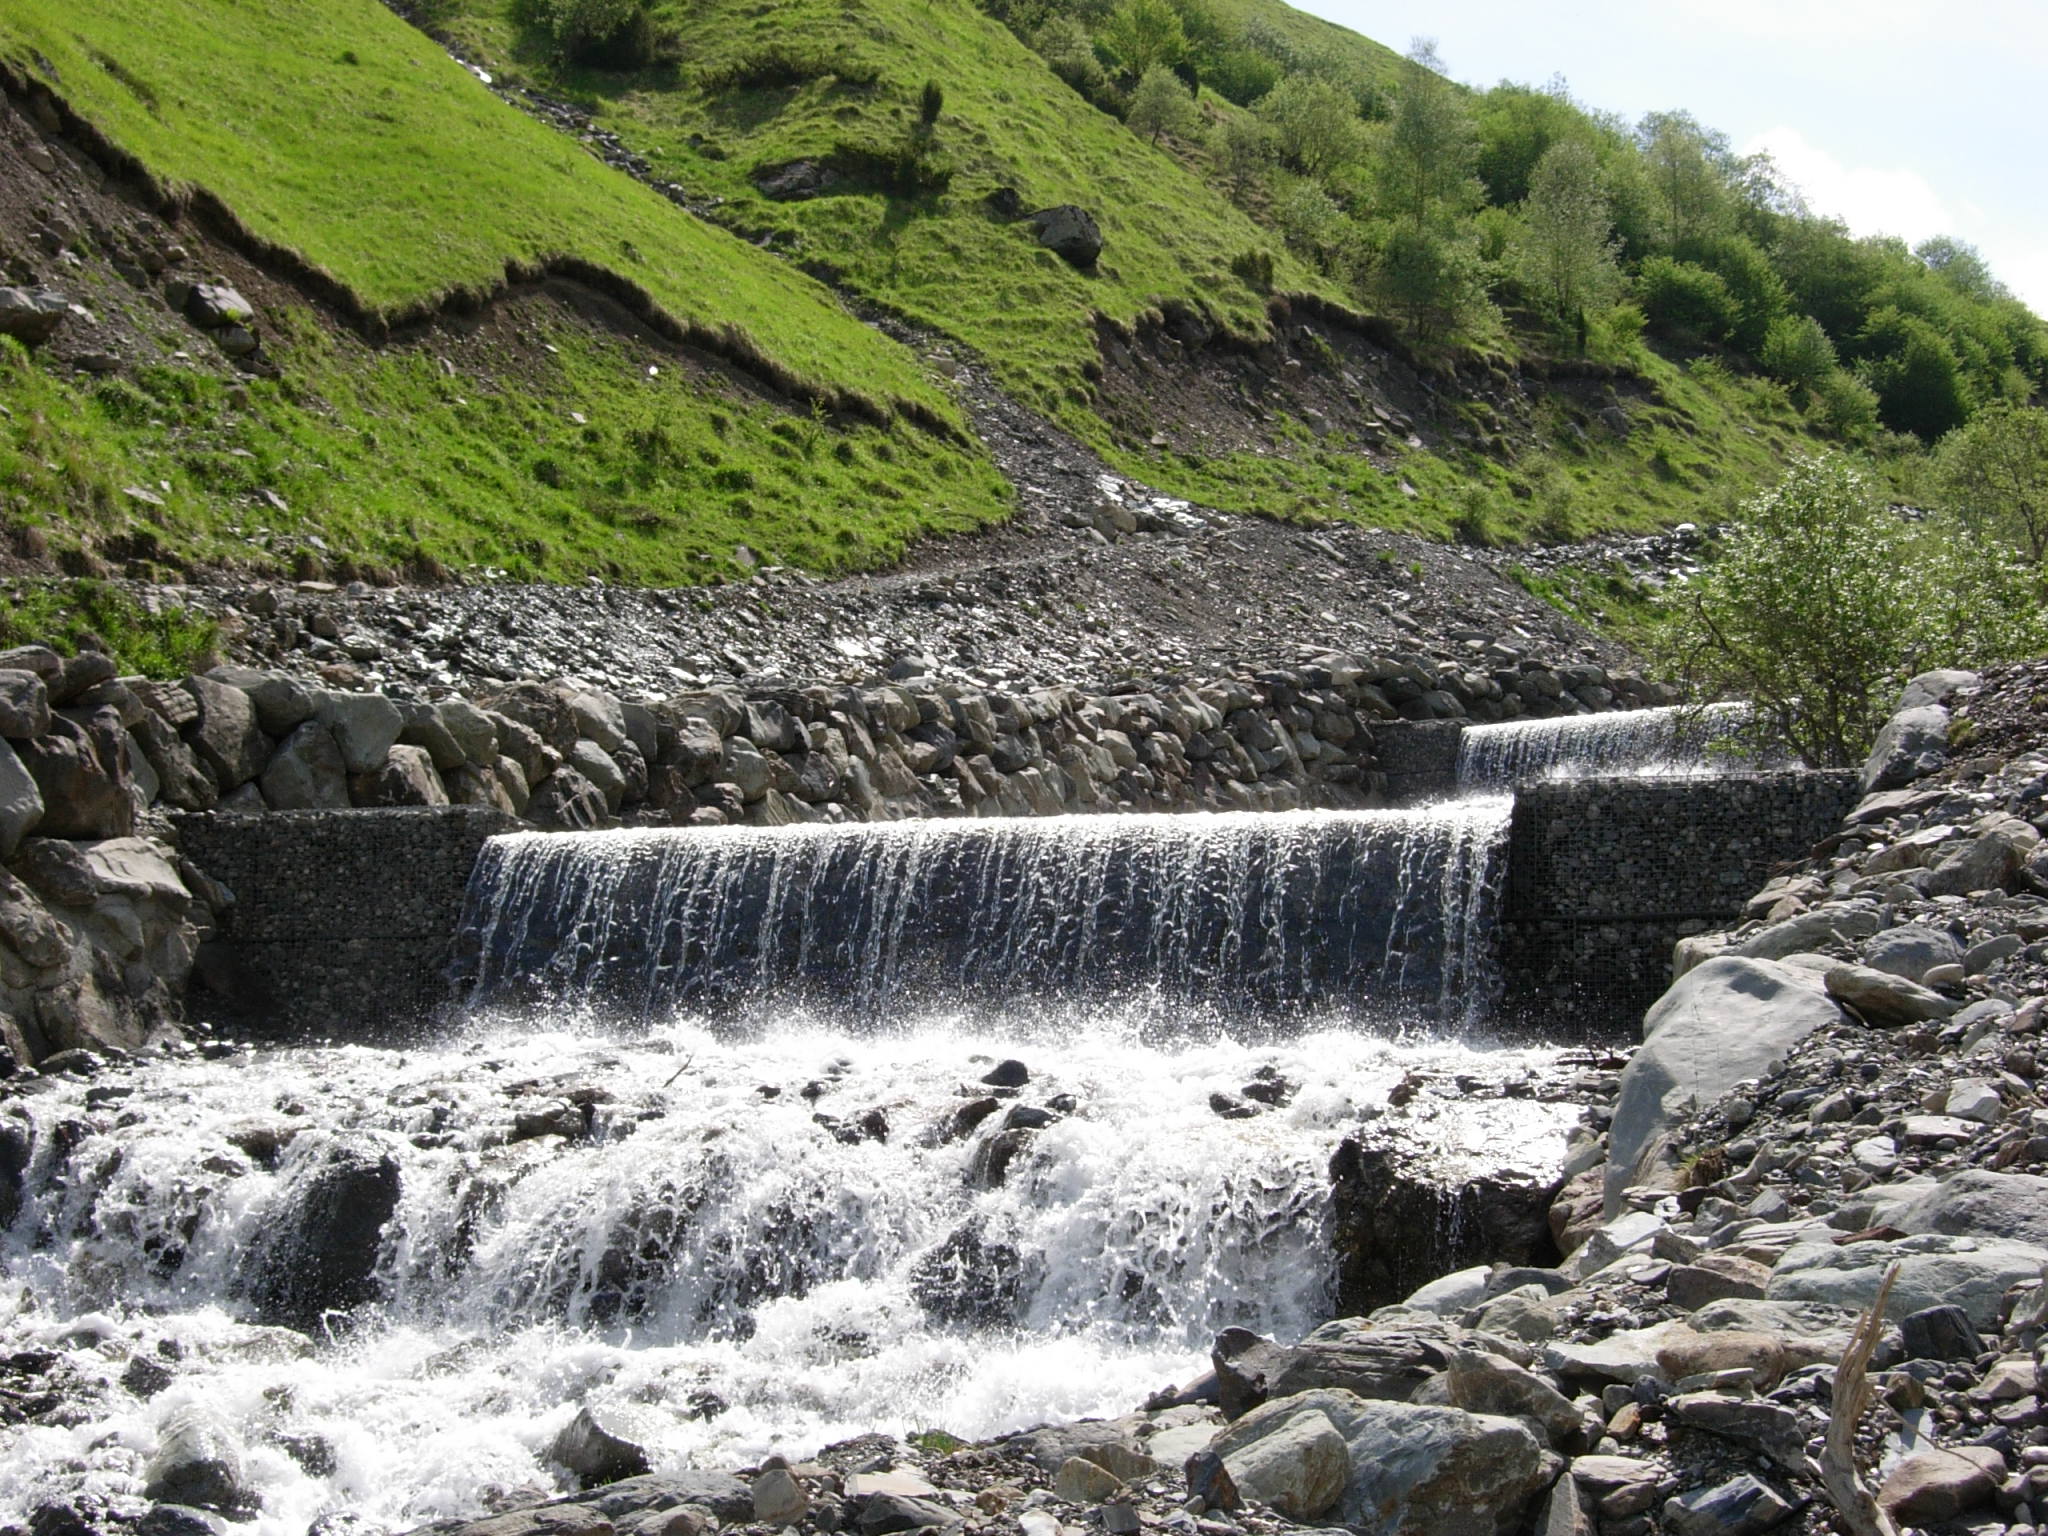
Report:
0,636,1666,1064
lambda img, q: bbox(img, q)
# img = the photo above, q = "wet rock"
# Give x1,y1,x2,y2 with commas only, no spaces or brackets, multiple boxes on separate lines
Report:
143,1405,250,1512
980,1059,1030,1088
121,1353,174,1398
909,1217,1022,1326
549,1403,655,1486
242,1140,401,1331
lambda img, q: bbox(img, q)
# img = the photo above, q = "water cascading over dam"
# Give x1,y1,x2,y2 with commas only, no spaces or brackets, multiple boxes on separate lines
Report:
455,803,1513,1028
1455,701,1755,791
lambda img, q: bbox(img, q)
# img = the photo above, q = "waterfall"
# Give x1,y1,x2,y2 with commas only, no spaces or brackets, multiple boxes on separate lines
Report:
1456,702,1756,790
455,804,1513,1029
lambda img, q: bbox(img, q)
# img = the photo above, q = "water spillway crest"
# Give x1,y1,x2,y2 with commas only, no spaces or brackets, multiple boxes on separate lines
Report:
455,804,1513,1029
1455,701,1758,790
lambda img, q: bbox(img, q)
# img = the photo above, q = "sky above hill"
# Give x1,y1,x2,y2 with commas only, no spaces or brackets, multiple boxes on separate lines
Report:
1297,0,2048,315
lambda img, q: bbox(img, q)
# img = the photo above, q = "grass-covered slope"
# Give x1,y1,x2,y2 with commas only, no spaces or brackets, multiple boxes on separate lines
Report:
0,0,952,422
0,0,1018,581
438,0,1339,420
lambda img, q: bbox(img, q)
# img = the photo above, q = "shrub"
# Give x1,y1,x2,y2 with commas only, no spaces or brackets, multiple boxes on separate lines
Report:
1637,257,1737,344
1229,247,1274,292
515,0,671,69
918,79,944,127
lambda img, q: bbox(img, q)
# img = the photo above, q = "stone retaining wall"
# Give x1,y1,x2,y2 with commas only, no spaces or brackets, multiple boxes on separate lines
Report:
176,807,517,1035
1499,772,1862,1027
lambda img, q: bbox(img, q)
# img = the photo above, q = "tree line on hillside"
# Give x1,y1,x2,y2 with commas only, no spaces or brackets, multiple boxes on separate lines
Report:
982,0,2046,453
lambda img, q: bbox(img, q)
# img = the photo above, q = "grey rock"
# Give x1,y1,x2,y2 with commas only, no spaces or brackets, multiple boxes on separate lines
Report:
318,692,404,775
0,646,60,679
0,286,70,345
720,737,771,802
181,674,270,789
398,702,467,772
1862,923,1963,982
1433,1349,1583,1450
564,690,628,754
1732,903,1881,960
15,712,134,838
1862,704,1951,793
1028,205,1104,268
752,1461,808,1526
1824,963,1957,1026
1924,822,2039,897
143,1405,249,1512
352,744,448,807
1899,1304,1980,1362
569,740,627,813
207,668,316,736
1889,1169,2048,1247
0,738,45,859
1605,958,1838,1212
548,1403,654,1484
1219,1406,1350,1520
1897,668,1978,712
1878,1446,2005,1525
133,713,217,812
527,766,608,830
185,283,255,328
438,699,499,766
1767,1234,2048,1327
1210,1388,1550,1536
0,670,51,739
260,722,349,810
1661,1475,1793,1536
1667,1392,1803,1465
1052,1455,1124,1502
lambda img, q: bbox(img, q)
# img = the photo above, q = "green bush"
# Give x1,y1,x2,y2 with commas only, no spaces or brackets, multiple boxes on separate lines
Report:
516,0,670,68
1637,257,1738,345
1229,247,1275,292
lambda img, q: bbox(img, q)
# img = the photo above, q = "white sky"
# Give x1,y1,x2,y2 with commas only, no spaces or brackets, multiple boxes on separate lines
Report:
1292,0,2048,314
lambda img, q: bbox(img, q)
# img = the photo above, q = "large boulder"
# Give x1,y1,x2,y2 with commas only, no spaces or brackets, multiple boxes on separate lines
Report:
1220,1406,1351,1520
240,1139,401,1331
526,766,608,830
318,692,404,775
0,670,51,739
260,722,350,810
0,286,70,345
351,744,449,807
547,1402,655,1485
1731,903,1881,961
1923,820,2039,897
1211,1388,1550,1536
1823,963,1956,1026
132,713,217,812
182,674,271,789
14,711,134,838
1028,205,1103,269
1767,1234,2048,1328
438,698,500,766
208,667,316,736
1860,704,1950,793
1896,669,1978,712
1861,924,1963,982
1605,958,1838,1213
0,738,45,859
1886,1170,2048,1248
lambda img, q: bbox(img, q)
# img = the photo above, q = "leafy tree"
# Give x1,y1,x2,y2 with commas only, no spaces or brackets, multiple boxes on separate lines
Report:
1376,223,1488,342
1916,236,2003,302
1258,75,1362,178
1658,453,1967,765
1213,113,1276,201
1674,232,1787,352
1126,64,1197,143
1378,41,1480,232
1636,111,1731,247
1758,313,1837,398
1933,402,2048,562
1205,48,1280,107
1273,179,1351,272
1473,79,1592,207
1515,139,1620,343
1098,0,1186,80
1033,17,1112,105
1810,368,1881,438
